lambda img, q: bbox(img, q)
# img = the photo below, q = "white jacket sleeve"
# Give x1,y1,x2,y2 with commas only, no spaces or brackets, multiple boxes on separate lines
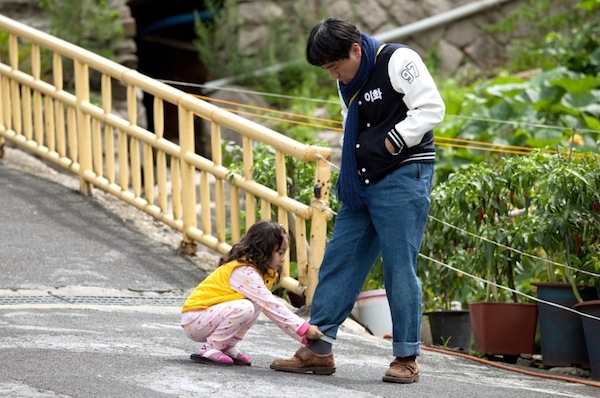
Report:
388,47,445,148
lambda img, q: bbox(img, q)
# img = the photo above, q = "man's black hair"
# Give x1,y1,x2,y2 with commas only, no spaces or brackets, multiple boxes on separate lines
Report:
306,17,362,66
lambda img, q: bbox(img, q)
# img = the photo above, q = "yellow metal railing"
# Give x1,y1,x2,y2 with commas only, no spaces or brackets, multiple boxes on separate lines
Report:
0,15,332,304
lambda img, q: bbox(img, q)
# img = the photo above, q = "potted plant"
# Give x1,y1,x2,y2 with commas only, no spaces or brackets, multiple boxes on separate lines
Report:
530,150,600,369
425,154,541,359
571,151,600,380
420,212,479,352
419,258,474,351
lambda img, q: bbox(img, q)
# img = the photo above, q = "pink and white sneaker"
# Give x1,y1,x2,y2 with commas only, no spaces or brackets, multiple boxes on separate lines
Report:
190,347,234,366
224,346,252,366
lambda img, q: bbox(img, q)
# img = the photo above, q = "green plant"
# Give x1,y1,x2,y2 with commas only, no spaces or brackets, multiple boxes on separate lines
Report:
418,151,538,311
193,0,239,80
424,150,600,307
40,0,123,59
424,152,549,304
36,0,123,90
223,140,340,239
530,152,600,300
436,66,600,185
424,157,519,302
484,0,587,72
540,4,600,77
419,245,478,311
436,0,600,184
440,335,453,348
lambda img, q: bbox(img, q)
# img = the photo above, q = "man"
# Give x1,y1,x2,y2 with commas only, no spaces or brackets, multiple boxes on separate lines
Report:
270,17,445,384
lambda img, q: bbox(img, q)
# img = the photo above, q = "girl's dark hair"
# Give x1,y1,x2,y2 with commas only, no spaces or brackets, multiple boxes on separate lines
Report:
306,17,362,66
218,219,287,273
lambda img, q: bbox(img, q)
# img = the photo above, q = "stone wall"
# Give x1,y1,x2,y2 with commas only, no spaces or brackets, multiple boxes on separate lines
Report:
0,0,578,82
0,0,577,154
0,0,517,81
0,0,534,154
234,0,523,80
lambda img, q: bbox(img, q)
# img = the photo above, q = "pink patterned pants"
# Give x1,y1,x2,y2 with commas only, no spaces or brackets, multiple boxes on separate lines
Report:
181,299,260,351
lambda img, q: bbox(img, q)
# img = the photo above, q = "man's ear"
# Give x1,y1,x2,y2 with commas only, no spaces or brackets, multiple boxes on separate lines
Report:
350,42,362,59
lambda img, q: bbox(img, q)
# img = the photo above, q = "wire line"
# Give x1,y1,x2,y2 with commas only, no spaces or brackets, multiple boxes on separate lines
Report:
419,253,600,322
169,78,600,322
161,78,600,135
427,215,600,278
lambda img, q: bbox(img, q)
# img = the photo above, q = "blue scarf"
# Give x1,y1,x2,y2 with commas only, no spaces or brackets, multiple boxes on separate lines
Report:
338,33,382,210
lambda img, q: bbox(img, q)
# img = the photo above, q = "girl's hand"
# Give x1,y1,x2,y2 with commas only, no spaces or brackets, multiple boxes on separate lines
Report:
306,324,324,340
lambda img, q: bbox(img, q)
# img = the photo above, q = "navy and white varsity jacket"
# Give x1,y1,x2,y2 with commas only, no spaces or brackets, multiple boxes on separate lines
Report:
338,44,445,186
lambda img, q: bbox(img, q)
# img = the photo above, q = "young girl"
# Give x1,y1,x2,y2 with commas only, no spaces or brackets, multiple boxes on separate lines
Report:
181,219,323,366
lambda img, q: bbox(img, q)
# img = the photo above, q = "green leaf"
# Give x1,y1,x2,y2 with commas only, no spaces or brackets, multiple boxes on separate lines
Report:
591,47,600,66
531,85,563,111
484,82,528,98
564,168,591,186
561,90,600,116
550,75,599,92
583,115,600,130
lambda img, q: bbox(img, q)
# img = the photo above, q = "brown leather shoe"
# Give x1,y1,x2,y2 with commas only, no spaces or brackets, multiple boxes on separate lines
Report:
382,357,420,383
270,346,335,375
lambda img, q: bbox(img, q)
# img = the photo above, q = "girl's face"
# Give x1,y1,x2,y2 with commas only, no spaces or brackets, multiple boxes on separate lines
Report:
321,43,362,85
268,235,289,272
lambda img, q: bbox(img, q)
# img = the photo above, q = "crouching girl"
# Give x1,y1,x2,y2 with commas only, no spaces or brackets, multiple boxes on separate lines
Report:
181,219,323,366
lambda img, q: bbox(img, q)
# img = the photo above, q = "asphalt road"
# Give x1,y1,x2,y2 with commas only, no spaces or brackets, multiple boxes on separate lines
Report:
1,147,599,398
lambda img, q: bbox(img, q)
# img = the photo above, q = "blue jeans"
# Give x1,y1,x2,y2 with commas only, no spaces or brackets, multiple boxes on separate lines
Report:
310,162,434,357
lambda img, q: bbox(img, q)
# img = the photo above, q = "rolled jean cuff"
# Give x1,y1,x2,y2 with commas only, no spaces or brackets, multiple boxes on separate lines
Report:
311,323,338,341
393,341,421,358
320,335,335,344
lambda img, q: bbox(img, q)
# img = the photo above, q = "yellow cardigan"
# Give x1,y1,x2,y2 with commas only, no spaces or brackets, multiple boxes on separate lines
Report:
181,260,277,313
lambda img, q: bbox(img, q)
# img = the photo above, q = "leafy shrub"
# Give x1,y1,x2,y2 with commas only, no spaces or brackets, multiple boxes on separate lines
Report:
223,141,340,237
422,150,600,307
436,67,600,183
40,0,123,59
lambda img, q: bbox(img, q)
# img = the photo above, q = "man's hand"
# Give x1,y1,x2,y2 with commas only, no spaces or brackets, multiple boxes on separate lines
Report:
384,137,395,154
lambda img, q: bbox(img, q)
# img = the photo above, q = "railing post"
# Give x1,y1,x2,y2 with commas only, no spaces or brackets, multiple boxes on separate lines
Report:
305,152,332,305
74,59,93,195
178,102,198,254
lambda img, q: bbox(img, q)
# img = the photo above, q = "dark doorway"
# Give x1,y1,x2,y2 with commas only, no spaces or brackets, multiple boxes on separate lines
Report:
128,0,218,156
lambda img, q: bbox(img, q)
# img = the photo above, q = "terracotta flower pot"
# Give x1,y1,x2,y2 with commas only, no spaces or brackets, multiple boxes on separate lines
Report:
469,302,537,356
